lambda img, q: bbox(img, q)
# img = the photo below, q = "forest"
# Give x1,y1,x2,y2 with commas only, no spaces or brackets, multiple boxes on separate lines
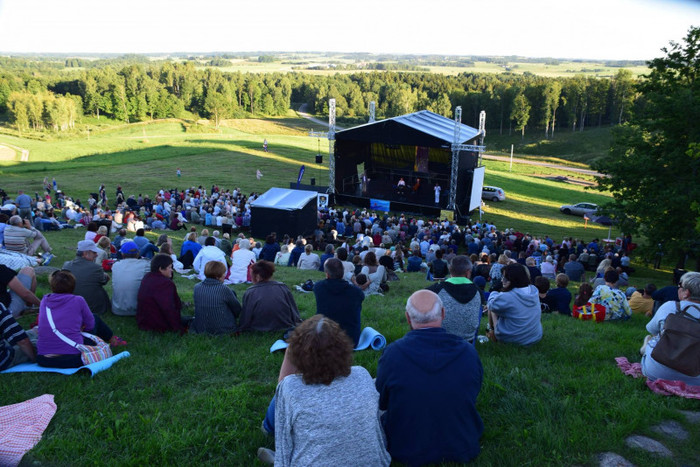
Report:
0,56,639,136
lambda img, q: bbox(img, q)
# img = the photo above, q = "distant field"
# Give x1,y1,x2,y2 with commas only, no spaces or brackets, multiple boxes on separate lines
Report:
200,56,648,78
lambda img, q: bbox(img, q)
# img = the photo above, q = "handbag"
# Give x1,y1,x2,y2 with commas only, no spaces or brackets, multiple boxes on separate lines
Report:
572,302,606,323
45,307,113,366
651,302,700,377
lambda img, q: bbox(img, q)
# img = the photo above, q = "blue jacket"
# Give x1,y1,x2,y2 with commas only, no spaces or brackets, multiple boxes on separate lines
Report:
376,327,483,466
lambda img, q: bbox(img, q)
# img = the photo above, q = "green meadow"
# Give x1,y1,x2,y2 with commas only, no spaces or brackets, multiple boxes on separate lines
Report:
0,116,696,466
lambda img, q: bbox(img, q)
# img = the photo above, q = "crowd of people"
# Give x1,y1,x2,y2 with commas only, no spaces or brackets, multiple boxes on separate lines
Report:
1,182,698,465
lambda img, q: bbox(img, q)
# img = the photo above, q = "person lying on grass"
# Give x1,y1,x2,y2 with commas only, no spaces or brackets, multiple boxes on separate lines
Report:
37,270,125,369
485,263,543,346
257,315,390,466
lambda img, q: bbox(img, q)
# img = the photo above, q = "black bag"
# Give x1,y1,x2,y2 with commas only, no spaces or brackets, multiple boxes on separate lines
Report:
651,303,700,377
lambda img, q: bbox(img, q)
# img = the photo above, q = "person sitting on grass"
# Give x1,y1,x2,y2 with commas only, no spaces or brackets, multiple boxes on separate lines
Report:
486,263,543,346
628,283,657,317
427,248,449,281
191,261,241,335
37,270,125,369
0,263,41,319
573,282,594,308
136,254,188,334
353,251,387,296
0,302,36,371
257,315,390,466
545,274,573,315
427,255,482,342
111,241,150,316
239,260,301,332
62,240,111,315
296,244,320,271
641,271,700,386
179,232,201,269
534,276,552,313
193,236,227,282
589,269,632,321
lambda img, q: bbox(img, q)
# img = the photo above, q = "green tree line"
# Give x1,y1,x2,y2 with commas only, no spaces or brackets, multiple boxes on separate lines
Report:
0,59,637,134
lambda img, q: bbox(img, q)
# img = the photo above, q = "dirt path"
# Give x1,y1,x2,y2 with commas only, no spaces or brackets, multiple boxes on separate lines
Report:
297,104,345,130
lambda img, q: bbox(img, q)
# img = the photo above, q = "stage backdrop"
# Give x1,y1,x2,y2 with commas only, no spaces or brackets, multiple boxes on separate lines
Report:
250,188,318,239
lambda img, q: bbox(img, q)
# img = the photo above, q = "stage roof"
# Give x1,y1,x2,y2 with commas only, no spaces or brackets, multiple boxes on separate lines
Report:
250,187,317,211
336,110,481,145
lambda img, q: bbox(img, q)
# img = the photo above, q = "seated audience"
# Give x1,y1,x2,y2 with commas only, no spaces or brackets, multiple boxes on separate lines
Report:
0,263,40,318
590,269,632,321
534,276,552,313
641,272,700,385
62,240,111,315
540,255,556,280
257,315,390,466
353,251,386,296
229,238,256,283
274,243,291,266
37,270,122,368
564,254,586,282
629,284,656,317
428,249,449,280
375,290,483,465
313,258,364,346
4,215,53,258
136,254,187,333
191,261,241,335
239,261,301,332
193,236,227,281
486,263,543,345
179,232,202,269
296,244,320,270
427,255,482,342
0,302,36,371
287,240,304,267
111,241,150,316
545,274,573,315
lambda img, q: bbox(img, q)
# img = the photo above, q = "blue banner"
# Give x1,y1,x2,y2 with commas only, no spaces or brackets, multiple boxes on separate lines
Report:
296,165,305,188
370,198,391,212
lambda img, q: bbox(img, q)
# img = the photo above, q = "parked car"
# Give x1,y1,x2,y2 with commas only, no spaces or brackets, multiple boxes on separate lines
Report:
482,186,506,202
559,202,598,216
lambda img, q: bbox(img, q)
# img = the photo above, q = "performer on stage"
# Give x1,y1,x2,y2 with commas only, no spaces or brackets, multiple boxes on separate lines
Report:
412,178,421,194
397,177,406,187
434,183,441,205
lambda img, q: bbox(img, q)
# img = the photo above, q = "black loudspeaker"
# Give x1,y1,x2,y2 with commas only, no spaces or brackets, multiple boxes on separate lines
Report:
315,155,323,164
310,178,316,186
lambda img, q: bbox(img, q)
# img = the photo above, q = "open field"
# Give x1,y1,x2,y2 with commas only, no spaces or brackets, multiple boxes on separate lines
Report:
207,55,648,78
0,116,695,466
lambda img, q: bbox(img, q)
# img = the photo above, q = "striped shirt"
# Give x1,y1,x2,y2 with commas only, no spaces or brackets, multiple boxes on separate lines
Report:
0,303,28,370
3,225,36,254
191,278,241,334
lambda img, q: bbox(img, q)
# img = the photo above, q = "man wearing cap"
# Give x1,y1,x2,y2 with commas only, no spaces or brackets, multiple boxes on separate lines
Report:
62,240,111,314
111,241,150,316
375,290,483,465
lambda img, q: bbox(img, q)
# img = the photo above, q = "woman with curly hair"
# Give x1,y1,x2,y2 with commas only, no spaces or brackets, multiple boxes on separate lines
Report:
258,315,390,466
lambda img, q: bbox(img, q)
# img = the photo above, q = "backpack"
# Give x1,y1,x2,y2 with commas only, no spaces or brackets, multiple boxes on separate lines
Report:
651,303,700,377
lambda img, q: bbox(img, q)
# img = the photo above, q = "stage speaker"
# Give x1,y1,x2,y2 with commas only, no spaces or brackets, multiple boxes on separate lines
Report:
310,178,316,186
315,154,323,164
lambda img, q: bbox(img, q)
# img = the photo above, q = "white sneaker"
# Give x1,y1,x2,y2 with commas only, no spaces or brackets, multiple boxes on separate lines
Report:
257,447,275,464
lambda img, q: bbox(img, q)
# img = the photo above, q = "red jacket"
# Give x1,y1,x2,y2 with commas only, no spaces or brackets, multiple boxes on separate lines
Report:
136,272,184,333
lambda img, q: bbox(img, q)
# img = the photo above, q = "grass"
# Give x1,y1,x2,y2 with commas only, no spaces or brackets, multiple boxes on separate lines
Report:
3,228,697,466
0,116,697,465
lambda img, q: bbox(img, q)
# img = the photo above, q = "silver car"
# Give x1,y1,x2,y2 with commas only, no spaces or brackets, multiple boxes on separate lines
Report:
482,186,506,202
560,202,598,216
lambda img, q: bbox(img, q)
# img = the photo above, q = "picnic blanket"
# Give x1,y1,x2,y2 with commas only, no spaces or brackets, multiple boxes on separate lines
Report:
1,351,131,377
270,327,386,353
615,357,700,399
0,394,57,467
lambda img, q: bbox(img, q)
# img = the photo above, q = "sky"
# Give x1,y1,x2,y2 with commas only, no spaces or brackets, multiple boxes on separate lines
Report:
0,0,698,61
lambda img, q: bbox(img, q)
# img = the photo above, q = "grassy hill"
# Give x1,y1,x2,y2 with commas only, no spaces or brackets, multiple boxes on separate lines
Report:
1,116,695,466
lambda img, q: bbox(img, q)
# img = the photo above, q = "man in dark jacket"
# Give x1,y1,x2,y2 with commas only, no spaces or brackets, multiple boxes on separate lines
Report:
313,258,364,346
376,289,483,466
